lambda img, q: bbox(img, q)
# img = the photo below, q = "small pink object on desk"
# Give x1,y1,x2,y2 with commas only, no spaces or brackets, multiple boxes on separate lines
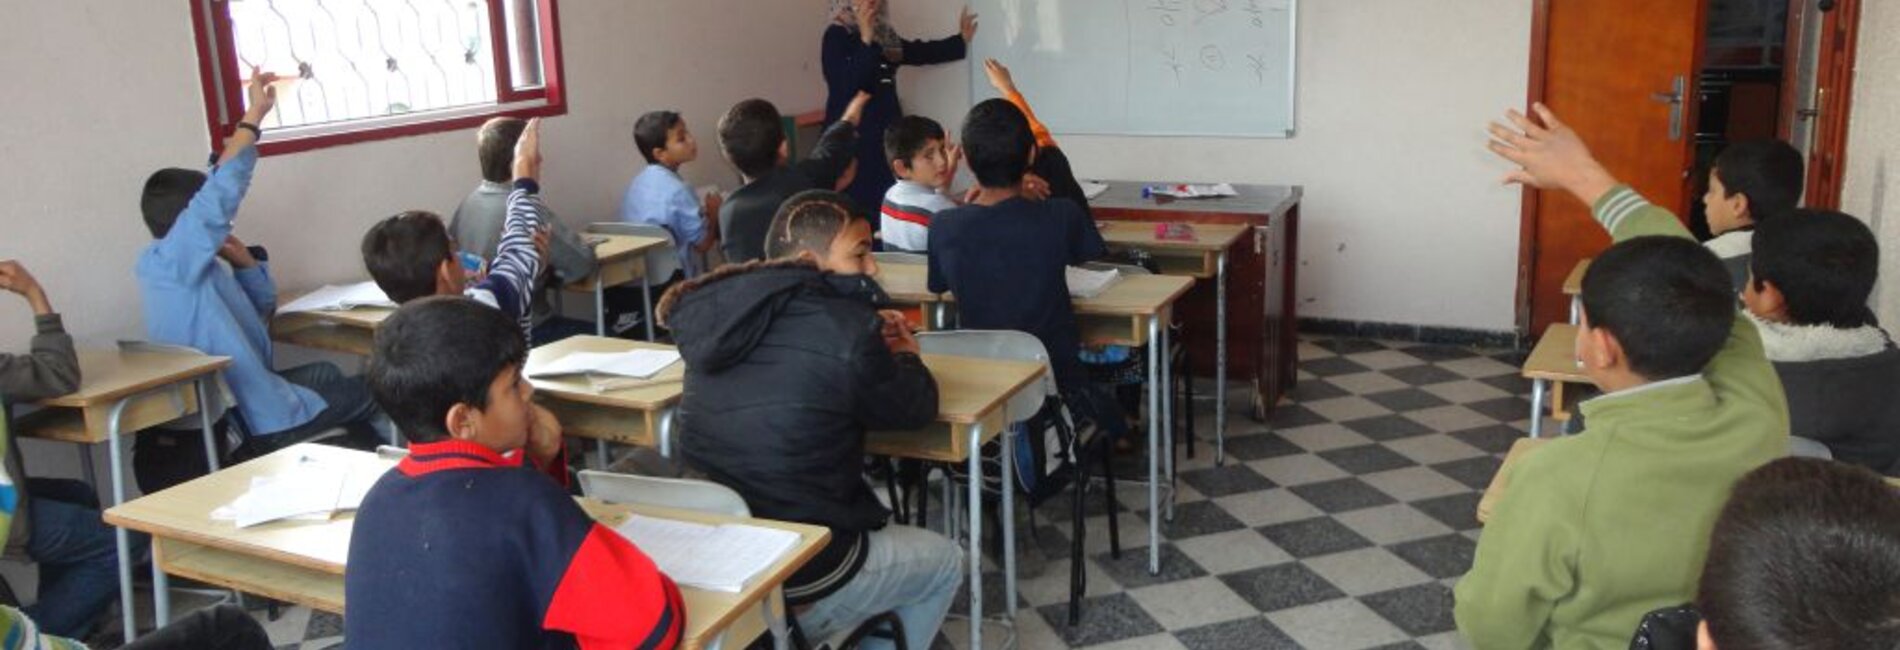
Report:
1154,223,1198,242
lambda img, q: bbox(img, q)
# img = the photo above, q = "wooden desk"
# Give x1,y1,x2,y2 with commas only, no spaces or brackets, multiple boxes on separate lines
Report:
1477,436,1555,525
867,354,1041,650
566,233,669,339
872,263,950,330
14,348,230,643
271,304,390,357
526,336,685,463
1563,259,1591,325
1092,182,1303,420
1522,325,1590,438
104,444,830,650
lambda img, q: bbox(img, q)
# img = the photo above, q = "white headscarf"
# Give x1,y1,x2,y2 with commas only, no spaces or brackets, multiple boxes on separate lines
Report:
830,0,903,52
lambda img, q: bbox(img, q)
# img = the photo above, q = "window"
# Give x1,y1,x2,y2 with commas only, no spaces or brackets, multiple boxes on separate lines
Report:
190,0,565,155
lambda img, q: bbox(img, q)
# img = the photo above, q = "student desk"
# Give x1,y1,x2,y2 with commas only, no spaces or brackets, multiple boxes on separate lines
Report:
525,336,684,463
565,233,669,339
1522,324,1590,439
102,444,830,650
1098,221,1249,465
1563,259,1591,325
270,299,392,358
866,354,1043,650
11,348,231,643
871,262,950,330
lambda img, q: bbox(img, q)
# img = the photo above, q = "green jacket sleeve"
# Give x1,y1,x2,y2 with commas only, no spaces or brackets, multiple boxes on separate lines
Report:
1454,447,1579,649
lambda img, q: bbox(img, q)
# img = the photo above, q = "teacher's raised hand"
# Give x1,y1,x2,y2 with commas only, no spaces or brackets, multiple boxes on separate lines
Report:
960,6,979,42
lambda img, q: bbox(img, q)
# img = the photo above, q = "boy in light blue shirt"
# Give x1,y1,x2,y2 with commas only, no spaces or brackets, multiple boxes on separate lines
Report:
135,69,384,460
621,110,719,279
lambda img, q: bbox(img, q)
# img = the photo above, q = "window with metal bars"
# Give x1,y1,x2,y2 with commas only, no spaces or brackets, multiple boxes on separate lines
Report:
190,0,565,155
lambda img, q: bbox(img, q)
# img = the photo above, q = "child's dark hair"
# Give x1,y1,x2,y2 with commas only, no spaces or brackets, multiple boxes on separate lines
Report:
1580,236,1734,381
141,168,209,239
960,99,1035,189
477,117,528,184
362,211,454,305
367,296,528,444
634,110,685,165
1713,140,1805,224
1696,458,1900,650
1752,209,1879,328
885,116,946,168
718,99,785,180
765,190,854,259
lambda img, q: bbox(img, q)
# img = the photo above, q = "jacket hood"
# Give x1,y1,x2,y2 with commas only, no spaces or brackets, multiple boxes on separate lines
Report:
1747,312,1894,362
657,258,891,372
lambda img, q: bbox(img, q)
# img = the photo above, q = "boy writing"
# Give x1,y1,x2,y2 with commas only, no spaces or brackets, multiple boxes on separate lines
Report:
1701,140,1804,292
346,296,683,649
716,92,871,264
659,190,959,650
622,110,720,278
1743,210,1900,474
137,68,384,459
451,117,598,344
363,120,548,339
1459,104,1789,649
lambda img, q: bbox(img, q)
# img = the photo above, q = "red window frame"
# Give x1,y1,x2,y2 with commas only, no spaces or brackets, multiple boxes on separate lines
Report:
188,0,567,156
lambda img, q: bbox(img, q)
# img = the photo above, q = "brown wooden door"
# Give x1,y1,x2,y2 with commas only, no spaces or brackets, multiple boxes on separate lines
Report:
1519,0,1709,337
1803,0,1860,210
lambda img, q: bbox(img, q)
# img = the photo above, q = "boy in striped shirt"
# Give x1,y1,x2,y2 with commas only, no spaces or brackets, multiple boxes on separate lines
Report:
879,116,959,252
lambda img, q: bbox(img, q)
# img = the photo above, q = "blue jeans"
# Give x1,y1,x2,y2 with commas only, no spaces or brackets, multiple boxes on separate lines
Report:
22,478,148,638
798,525,963,650
237,362,388,459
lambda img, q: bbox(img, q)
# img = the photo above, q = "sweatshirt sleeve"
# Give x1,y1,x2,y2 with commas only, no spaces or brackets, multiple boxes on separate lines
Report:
0,314,80,403
233,263,278,320
852,322,941,431
144,146,258,284
544,524,687,650
1453,449,1580,649
467,180,548,337
1001,88,1057,149
901,35,968,67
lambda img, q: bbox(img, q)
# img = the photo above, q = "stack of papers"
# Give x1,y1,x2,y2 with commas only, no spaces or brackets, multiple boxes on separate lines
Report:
280,282,395,313
1079,181,1111,200
1066,266,1123,299
1150,183,1239,199
526,349,682,392
613,515,801,593
213,460,390,528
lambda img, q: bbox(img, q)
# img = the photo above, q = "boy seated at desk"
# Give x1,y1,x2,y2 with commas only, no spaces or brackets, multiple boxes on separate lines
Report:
715,93,869,264
622,110,721,279
1743,210,1900,474
362,119,548,341
451,117,598,344
1701,140,1804,293
347,297,684,649
658,190,959,650
1456,104,1788,649
136,69,384,461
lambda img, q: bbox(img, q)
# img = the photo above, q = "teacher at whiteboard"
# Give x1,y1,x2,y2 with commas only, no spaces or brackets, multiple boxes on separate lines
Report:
822,0,978,215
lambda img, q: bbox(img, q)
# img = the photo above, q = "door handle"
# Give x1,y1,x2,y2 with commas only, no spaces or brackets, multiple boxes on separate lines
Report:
1650,75,1687,141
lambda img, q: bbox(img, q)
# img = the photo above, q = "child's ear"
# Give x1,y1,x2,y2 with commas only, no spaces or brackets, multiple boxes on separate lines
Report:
444,403,479,441
650,147,668,163
777,140,790,164
435,258,459,293
891,158,910,177
1757,279,1789,317
1732,192,1753,221
1594,329,1630,374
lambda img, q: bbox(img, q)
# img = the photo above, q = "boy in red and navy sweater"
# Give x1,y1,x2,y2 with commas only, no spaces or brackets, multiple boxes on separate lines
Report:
346,296,684,649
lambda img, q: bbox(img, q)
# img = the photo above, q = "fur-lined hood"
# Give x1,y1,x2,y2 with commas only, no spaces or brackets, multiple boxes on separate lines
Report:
1747,312,1894,363
657,259,889,372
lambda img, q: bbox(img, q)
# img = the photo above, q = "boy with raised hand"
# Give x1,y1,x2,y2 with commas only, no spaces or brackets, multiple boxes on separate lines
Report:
659,190,957,650
716,92,871,264
451,117,597,344
1743,210,1900,474
1458,105,1788,649
136,68,384,460
347,297,684,650
362,119,548,339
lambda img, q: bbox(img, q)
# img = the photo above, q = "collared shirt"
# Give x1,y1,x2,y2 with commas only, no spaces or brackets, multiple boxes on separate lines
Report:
1582,374,1704,406
621,165,705,278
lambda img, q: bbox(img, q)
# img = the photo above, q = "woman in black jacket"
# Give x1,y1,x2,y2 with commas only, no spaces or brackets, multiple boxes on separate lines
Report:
822,0,978,213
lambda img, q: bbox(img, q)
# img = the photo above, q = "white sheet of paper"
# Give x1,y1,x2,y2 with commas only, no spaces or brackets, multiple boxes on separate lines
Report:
612,515,800,593
1080,181,1110,200
280,282,395,314
1066,266,1123,299
527,350,681,381
232,469,346,528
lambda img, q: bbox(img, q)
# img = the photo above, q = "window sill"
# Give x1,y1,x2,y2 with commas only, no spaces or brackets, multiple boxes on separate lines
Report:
250,98,566,156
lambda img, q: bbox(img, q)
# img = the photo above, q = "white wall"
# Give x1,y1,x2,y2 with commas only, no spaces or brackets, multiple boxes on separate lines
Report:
1842,0,1900,330
0,0,829,348
893,0,1533,332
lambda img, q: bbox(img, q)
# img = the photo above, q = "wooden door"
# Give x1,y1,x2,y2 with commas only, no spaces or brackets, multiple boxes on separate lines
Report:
1519,0,1709,337
1802,0,1860,210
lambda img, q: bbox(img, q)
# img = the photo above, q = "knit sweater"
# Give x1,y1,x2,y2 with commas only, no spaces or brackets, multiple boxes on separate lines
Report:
1453,186,1789,649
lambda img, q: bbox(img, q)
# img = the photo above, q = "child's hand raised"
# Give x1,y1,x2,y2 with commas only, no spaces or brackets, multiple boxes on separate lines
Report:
1487,103,1618,206
513,118,543,181
983,59,1016,94
243,66,279,123
842,92,874,126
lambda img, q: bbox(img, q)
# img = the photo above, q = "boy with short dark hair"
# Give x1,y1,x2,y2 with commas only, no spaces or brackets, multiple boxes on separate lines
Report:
878,115,957,252
136,69,384,459
660,190,958,650
1701,139,1805,292
346,296,684,649
364,120,547,339
1459,105,1789,648
622,110,719,278
715,92,871,263
1743,210,1899,474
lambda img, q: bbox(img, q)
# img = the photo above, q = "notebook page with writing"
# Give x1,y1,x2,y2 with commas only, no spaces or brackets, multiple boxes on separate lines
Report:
612,515,801,593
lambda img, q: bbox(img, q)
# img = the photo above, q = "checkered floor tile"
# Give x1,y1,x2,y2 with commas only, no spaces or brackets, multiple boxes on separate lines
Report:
93,335,1531,650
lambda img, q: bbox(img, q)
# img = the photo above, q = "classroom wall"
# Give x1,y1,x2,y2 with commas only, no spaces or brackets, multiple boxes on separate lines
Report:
0,0,829,348
1841,0,1900,330
892,0,1534,333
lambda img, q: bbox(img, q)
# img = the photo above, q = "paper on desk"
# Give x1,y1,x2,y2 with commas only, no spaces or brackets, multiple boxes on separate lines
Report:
613,515,800,593
1066,266,1123,299
279,282,395,313
527,350,680,381
212,461,391,527
1079,181,1110,200
1151,183,1238,199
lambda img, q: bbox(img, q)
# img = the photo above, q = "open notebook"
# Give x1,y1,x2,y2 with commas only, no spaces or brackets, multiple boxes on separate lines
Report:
212,459,390,528
612,515,801,593
280,281,395,313
526,349,681,392
1066,266,1123,299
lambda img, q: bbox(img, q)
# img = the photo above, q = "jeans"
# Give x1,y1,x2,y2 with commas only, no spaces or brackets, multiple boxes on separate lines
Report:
236,362,387,460
798,525,964,650
531,316,598,347
22,478,148,638
121,604,271,650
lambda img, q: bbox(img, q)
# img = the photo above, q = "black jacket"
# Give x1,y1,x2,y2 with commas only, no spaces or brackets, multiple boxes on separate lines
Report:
718,122,857,264
658,259,939,602
1775,343,1900,476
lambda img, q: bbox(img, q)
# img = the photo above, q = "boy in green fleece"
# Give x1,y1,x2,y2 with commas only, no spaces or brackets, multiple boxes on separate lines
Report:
1458,104,1789,649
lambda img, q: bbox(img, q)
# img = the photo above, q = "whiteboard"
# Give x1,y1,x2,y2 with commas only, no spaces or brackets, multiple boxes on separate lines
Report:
968,0,1298,138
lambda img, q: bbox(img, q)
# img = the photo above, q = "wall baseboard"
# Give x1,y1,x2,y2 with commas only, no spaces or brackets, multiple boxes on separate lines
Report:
1298,317,1521,350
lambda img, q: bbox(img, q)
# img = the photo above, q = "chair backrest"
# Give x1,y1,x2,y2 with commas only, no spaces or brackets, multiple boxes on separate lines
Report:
589,222,682,280
374,445,410,461
1082,261,1152,276
916,330,1058,425
577,470,751,517
873,251,928,266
